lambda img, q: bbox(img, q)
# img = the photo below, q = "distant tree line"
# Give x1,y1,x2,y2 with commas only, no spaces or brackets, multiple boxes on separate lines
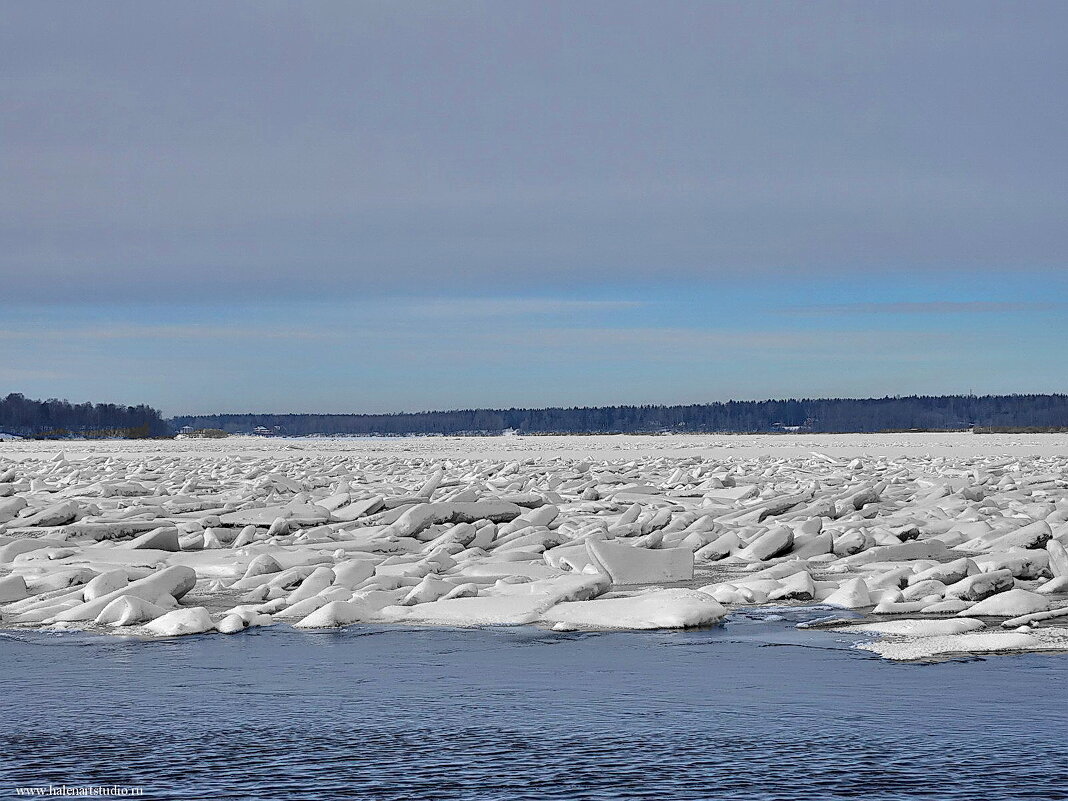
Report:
0,393,169,438
170,394,1068,436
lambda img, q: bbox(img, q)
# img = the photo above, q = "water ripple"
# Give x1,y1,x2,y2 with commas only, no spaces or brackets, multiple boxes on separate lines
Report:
2,623,1065,801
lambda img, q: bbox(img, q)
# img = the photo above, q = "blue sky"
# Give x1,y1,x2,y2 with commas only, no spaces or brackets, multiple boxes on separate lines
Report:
2,2,1066,415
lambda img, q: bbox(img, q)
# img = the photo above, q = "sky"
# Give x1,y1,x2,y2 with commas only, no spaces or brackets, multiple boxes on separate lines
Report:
2,1,1066,416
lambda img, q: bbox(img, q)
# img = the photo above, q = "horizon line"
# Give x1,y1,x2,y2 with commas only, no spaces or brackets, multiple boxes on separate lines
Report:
168,390,1068,419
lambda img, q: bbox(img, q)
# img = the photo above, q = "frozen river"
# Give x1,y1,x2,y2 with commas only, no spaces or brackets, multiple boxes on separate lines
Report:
3,433,1068,798
2,609,1066,800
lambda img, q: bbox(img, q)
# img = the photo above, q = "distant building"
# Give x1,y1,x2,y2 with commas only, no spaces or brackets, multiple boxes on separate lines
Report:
252,425,286,436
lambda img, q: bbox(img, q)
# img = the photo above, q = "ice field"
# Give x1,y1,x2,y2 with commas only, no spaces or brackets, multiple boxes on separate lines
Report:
2,433,1067,661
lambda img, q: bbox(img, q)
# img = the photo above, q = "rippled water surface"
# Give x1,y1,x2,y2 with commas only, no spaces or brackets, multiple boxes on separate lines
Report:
2,612,1066,800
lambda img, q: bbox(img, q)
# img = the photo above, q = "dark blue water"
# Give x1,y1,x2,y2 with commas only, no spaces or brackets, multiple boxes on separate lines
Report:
2,611,1066,801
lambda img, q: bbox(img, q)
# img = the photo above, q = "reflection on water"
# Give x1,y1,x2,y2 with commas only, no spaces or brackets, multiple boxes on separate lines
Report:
2,613,1066,800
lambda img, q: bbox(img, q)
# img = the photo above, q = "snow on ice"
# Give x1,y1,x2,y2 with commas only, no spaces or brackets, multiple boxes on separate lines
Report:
1,433,1067,661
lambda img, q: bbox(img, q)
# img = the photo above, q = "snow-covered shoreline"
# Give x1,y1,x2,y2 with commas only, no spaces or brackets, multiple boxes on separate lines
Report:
2,433,1066,660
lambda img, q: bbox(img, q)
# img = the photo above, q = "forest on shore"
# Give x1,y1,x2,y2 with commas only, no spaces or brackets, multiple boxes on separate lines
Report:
0,393,169,438
172,394,1068,437
5,392,1066,439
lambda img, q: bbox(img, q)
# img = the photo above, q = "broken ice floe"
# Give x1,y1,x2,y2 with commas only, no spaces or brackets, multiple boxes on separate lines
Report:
0,436,1066,661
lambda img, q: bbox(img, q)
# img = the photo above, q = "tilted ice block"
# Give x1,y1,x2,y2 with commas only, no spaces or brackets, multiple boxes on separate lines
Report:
835,540,949,568
493,528,564,554
278,593,335,621
767,570,815,601
386,501,523,538
973,550,1049,580
82,569,130,601
675,529,717,552
94,595,171,626
694,531,740,562
919,598,973,614
331,558,376,588
863,567,912,591
286,566,336,605
294,599,373,628
721,492,812,524
231,563,312,592
1035,576,1068,594
703,485,758,502
791,531,832,558
421,522,478,550
144,607,214,637
390,574,611,627
907,558,976,587
18,501,82,527
0,574,28,602
959,589,1048,618
242,553,284,580
0,538,67,564
217,614,250,634
497,505,560,536
821,578,870,609
944,569,1015,601
744,560,811,581
700,584,763,605
440,582,479,600
219,503,331,528
316,492,353,512
0,497,29,523
331,496,385,522
127,526,181,552
734,526,793,562
585,539,694,585
900,579,947,601
51,566,197,622
542,542,594,572
832,529,873,557
491,493,546,508
983,520,1052,552
402,576,456,605
1046,540,1068,578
